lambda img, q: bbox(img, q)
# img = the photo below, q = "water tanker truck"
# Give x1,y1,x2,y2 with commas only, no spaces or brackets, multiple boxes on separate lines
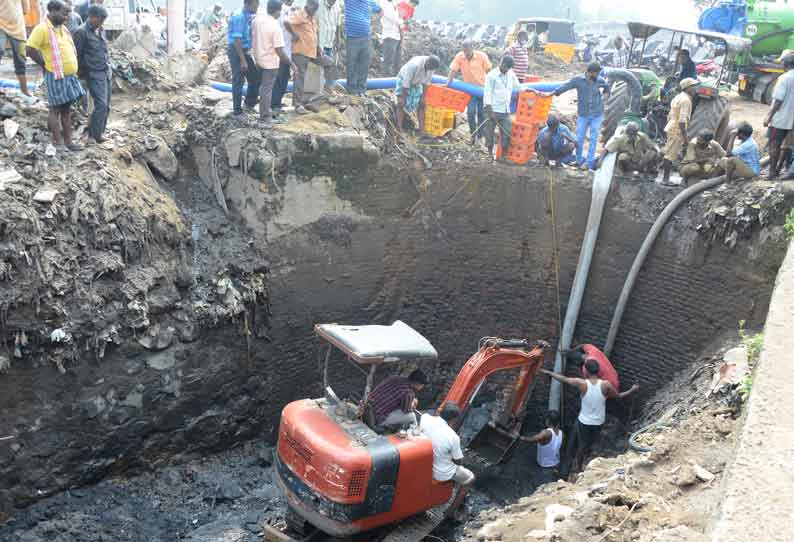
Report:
699,0,794,102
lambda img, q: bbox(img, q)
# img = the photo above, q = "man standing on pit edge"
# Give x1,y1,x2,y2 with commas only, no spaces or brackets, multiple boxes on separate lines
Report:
448,41,492,145
74,4,111,144
227,0,261,119
553,62,610,170
345,0,381,96
27,0,86,151
0,0,32,96
252,0,294,125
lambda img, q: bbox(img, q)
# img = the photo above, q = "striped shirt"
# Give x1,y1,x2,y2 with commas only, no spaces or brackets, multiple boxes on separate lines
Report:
506,43,530,80
345,0,381,39
367,376,415,425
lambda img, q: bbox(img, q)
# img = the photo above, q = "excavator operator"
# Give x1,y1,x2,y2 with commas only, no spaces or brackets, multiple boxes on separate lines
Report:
364,368,428,430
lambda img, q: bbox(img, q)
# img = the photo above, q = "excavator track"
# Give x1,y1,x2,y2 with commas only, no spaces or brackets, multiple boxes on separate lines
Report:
377,496,454,542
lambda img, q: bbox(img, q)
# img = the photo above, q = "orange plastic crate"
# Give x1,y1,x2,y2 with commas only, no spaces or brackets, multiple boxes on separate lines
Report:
424,85,471,113
511,121,541,145
496,141,535,164
424,106,456,137
516,91,553,123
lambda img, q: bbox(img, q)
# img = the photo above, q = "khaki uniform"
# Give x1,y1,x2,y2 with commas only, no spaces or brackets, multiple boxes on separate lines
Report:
663,92,693,161
606,132,660,173
679,139,726,180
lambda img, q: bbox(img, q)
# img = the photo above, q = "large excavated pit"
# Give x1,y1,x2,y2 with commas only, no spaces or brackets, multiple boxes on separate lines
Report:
0,111,791,541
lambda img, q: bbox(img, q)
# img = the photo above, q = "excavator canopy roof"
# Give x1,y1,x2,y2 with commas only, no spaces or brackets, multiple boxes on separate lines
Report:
626,21,751,55
314,321,438,364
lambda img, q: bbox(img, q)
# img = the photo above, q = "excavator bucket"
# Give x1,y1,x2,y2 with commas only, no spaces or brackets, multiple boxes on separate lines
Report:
467,422,521,465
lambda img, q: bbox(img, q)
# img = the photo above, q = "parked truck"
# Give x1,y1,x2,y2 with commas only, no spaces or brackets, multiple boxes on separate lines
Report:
699,0,794,103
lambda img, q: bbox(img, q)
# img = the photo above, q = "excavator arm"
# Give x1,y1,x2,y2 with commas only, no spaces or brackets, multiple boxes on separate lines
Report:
439,338,549,431
436,338,550,465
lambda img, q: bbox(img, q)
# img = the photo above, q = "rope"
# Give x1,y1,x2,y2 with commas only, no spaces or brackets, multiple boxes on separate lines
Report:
548,166,564,425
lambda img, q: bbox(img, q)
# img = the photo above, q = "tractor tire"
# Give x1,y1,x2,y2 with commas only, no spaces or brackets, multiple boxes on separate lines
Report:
688,96,731,149
601,81,631,142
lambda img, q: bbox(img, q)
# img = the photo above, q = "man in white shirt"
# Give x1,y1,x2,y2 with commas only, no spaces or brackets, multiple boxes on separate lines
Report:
765,55,794,178
317,0,342,85
395,54,440,132
380,0,402,76
420,403,475,518
483,55,521,158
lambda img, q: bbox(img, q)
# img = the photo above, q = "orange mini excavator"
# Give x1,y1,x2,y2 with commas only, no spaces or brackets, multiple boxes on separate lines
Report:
270,321,548,541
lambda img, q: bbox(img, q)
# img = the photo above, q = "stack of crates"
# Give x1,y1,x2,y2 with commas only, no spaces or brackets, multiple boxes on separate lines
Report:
423,85,471,137
497,90,554,165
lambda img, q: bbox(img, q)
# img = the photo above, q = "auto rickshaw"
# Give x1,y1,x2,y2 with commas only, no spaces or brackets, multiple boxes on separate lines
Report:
506,18,577,63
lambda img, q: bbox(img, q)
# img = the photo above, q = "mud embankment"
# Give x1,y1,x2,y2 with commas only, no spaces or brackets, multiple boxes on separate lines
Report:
1,110,790,526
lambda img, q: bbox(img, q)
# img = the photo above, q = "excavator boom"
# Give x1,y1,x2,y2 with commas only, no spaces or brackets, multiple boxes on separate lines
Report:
439,339,549,465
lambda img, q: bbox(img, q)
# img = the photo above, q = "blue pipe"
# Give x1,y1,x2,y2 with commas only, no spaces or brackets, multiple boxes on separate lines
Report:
210,77,563,100
0,78,38,91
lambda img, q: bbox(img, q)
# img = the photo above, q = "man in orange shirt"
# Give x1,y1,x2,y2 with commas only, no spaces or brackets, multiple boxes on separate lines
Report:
447,41,492,144
253,0,296,125
0,0,32,96
285,0,321,114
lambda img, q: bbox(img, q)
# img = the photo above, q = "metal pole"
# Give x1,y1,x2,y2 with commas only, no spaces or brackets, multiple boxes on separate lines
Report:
167,0,185,55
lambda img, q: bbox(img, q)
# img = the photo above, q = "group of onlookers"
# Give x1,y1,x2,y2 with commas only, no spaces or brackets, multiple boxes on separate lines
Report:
225,0,420,123
0,0,112,150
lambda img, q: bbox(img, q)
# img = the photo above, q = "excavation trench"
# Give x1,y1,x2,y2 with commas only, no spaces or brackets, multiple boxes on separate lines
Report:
0,136,790,541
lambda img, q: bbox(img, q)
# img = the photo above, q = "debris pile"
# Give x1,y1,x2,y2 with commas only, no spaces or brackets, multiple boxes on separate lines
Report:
0,86,267,375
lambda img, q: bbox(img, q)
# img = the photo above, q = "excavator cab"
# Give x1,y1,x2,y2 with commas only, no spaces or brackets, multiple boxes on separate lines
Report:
271,322,549,540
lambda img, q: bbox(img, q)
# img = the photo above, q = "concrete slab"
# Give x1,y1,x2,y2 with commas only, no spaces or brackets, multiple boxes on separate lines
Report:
711,241,794,542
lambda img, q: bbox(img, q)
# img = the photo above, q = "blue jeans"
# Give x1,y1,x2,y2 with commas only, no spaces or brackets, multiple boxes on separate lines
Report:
467,96,485,138
86,70,111,141
576,115,603,168
227,45,261,114
346,36,372,94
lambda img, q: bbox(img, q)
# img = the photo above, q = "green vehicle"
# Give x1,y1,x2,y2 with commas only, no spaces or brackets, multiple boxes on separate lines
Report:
601,22,752,148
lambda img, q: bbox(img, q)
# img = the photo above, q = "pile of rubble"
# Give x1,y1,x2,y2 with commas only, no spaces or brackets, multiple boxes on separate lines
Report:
0,85,267,374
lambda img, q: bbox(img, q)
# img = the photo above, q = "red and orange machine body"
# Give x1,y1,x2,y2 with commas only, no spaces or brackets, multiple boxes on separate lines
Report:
273,324,547,536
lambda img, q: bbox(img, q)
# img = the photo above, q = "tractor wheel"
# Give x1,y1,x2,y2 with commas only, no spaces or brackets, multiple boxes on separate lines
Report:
688,96,731,148
601,81,631,142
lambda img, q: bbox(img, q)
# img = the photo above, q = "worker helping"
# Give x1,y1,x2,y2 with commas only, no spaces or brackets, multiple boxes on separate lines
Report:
268,322,639,541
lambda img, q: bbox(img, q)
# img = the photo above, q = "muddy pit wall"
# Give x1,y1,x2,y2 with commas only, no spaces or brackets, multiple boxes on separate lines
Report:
0,150,787,517
214,157,788,423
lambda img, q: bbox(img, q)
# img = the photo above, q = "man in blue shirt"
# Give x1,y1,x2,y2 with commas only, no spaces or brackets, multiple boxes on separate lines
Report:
553,63,610,170
721,122,760,182
537,114,576,167
345,0,381,95
227,0,261,118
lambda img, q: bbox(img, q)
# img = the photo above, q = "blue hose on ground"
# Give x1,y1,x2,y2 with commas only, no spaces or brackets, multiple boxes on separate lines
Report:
0,78,39,91
209,77,563,101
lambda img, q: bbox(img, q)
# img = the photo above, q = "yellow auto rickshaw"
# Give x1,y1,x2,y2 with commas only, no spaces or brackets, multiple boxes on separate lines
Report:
506,18,577,63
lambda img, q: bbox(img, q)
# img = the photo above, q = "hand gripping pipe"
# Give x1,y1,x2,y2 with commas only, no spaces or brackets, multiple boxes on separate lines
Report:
548,152,617,411
603,176,727,357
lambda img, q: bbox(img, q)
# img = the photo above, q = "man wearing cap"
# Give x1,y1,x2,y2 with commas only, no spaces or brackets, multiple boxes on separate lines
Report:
661,77,699,185
599,122,659,175
679,132,725,185
764,54,794,179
